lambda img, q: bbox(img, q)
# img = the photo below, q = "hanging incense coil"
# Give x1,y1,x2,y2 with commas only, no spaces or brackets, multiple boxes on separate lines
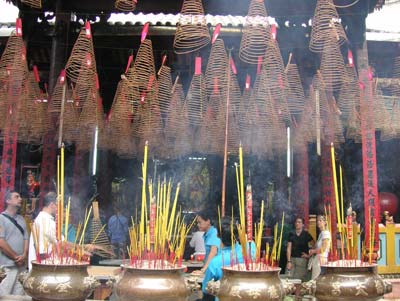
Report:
378,97,400,141
373,89,390,131
173,0,210,54
76,88,104,152
65,26,97,86
186,71,207,127
17,72,41,143
165,82,186,156
62,102,80,144
157,64,173,123
0,32,28,83
337,65,360,120
125,39,158,105
21,0,42,9
91,202,115,258
285,57,306,116
329,100,345,144
345,104,361,143
173,99,193,158
391,56,400,97
195,106,221,155
309,0,347,53
205,39,229,98
239,0,273,64
48,79,73,115
260,40,291,123
319,30,346,92
115,0,137,12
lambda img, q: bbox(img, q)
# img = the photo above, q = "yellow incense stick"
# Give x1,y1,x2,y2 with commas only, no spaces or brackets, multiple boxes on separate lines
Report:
330,143,342,230
340,165,344,228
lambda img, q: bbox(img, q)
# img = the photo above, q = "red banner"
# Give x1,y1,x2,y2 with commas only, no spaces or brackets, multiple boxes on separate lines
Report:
321,143,338,254
245,184,253,241
0,82,22,210
294,142,309,229
360,69,379,253
39,129,57,209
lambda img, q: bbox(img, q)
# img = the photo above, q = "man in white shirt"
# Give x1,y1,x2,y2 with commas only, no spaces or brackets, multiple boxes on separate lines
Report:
189,230,205,258
28,191,57,269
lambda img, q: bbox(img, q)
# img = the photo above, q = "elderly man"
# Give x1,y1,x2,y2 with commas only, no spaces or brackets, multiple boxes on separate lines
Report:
0,191,29,295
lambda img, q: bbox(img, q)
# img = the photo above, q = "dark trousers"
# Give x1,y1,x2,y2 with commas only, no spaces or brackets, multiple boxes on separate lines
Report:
202,293,215,301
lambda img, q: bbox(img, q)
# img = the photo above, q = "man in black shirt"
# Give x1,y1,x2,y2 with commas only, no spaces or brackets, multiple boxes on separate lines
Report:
286,217,314,281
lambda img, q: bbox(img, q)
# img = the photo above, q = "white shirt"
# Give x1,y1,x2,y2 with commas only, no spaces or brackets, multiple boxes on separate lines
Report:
189,231,205,255
28,211,56,269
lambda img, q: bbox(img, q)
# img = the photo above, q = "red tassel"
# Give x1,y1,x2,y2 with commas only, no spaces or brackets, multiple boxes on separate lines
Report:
347,49,354,67
141,22,150,42
161,54,167,66
59,69,66,84
212,23,222,44
245,75,251,90
85,21,91,39
86,52,92,67
125,54,134,74
16,18,22,36
195,57,202,75
368,67,374,81
213,78,219,94
33,65,40,83
95,73,100,90
257,56,262,75
271,24,277,40
230,57,237,75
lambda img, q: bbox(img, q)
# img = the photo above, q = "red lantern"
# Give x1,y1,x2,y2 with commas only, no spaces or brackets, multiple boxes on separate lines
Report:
378,192,399,216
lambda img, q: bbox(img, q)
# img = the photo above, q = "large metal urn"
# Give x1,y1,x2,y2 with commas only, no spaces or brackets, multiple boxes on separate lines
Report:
114,263,193,301
301,260,392,301
19,261,99,301
206,266,294,301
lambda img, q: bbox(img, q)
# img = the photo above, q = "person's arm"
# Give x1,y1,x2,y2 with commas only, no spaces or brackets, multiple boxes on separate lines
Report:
15,239,29,266
0,238,19,260
201,245,217,272
286,241,292,269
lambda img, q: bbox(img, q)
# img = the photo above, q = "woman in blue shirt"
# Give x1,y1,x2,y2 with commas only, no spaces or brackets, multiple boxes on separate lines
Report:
193,210,220,275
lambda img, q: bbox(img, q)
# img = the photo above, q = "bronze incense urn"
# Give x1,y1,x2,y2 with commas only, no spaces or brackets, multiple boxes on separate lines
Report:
206,266,294,301
0,266,5,283
19,261,99,301
114,263,193,301
301,260,392,301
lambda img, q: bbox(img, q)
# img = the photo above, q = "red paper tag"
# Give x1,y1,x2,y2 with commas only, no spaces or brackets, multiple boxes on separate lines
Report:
212,23,222,44
360,70,379,252
85,21,92,39
125,54,134,74
59,69,66,84
246,185,253,241
257,56,262,74
141,22,150,42
271,24,277,40
347,49,354,67
321,143,338,254
33,65,40,82
245,75,251,90
86,53,92,67
16,18,22,36
294,142,310,228
95,73,100,90
213,77,219,94
368,67,374,81
195,57,202,75
39,130,57,209
161,55,167,66
230,58,237,75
